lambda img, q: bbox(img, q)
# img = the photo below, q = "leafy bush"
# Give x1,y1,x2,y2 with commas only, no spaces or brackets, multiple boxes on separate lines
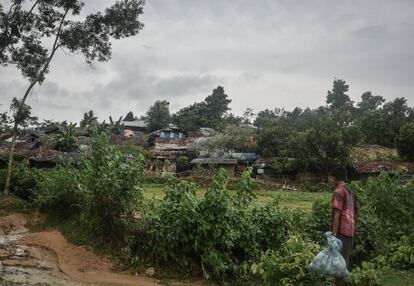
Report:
252,235,326,286
251,201,292,251
77,131,145,247
139,168,296,283
143,178,199,263
346,262,380,286
0,163,38,201
33,130,146,248
309,174,414,267
234,168,256,207
310,198,331,227
352,173,414,240
388,236,414,270
33,164,82,217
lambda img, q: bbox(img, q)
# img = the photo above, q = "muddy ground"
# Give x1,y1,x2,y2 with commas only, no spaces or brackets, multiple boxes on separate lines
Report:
0,213,163,286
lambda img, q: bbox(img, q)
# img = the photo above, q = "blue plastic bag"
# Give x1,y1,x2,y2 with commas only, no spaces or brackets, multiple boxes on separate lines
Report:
308,231,349,278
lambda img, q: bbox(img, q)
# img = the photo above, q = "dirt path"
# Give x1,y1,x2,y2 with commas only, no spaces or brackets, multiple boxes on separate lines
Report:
0,213,160,286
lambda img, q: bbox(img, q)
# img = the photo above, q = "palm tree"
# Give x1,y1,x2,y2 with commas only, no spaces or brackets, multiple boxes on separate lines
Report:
54,123,79,152
108,116,124,135
80,110,97,129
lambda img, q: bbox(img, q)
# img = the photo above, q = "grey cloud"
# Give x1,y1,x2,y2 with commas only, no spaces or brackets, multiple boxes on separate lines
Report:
354,25,387,39
1,0,414,121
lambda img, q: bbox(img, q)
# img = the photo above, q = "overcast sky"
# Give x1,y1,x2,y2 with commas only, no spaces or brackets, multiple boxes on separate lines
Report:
1,0,414,123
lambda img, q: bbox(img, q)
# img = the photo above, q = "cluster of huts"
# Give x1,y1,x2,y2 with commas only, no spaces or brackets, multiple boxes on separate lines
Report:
1,120,413,182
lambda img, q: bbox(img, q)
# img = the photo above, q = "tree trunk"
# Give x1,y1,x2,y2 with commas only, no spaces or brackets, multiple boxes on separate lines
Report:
3,122,18,195
2,8,67,195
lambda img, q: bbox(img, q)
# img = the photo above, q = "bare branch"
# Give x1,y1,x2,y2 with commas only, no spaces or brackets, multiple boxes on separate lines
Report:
28,0,41,15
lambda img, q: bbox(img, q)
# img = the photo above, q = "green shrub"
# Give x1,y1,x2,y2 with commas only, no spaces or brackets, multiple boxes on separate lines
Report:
251,201,292,251
143,178,199,263
346,262,380,286
33,164,81,217
77,131,145,247
0,162,39,201
11,167,39,201
388,236,414,270
234,168,256,207
309,175,414,266
33,130,146,249
310,198,331,227
351,173,414,242
252,235,326,286
139,168,296,283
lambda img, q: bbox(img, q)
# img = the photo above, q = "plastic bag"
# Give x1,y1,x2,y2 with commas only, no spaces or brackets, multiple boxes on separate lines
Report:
308,231,349,278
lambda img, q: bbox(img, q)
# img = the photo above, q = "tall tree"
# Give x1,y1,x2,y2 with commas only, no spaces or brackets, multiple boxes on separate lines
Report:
326,79,353,111
1,0,145,195
124,111,135,121
202,86,232,130
223,112,243,126
203,125,256,154
254,108,299,157
172,103,205,131
357,92,385,112
173,86,232,131
242,108,255,125
285,108,353,177
383,97,411,144
396,123,414,162
145,100,171,132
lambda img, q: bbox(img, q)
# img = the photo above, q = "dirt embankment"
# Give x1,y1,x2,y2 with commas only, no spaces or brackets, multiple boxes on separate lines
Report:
0,213,160,286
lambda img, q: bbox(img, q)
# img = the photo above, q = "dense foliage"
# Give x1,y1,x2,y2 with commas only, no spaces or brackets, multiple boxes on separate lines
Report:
53,122,79,152
310,173,414,285
3,152,414,285
132,168,329,284
251,79,414,164
34,130,146,247
396,122,414,162
173,86,232,131
145,100,171,132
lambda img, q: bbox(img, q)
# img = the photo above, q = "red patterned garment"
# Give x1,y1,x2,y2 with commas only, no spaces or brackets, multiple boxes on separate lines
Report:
332,184,357,237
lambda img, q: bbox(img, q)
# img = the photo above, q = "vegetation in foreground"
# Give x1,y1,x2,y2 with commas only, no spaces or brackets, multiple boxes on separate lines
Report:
1,131,414,285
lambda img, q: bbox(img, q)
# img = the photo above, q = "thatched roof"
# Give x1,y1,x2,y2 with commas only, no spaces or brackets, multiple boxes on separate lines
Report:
353,161,414,174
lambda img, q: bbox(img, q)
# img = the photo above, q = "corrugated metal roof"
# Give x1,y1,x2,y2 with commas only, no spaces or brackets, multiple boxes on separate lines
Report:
190,158,238,165
122,120,147,128
223,152,260,161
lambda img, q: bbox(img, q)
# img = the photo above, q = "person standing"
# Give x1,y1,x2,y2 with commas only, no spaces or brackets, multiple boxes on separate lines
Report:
330,166,358,286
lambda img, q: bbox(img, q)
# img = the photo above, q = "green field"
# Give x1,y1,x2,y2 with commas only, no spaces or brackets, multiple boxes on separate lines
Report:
143,184,331,211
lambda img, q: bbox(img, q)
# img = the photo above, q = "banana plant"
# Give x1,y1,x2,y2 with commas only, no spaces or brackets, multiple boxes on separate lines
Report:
54,122,79,152
108,116,124,135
